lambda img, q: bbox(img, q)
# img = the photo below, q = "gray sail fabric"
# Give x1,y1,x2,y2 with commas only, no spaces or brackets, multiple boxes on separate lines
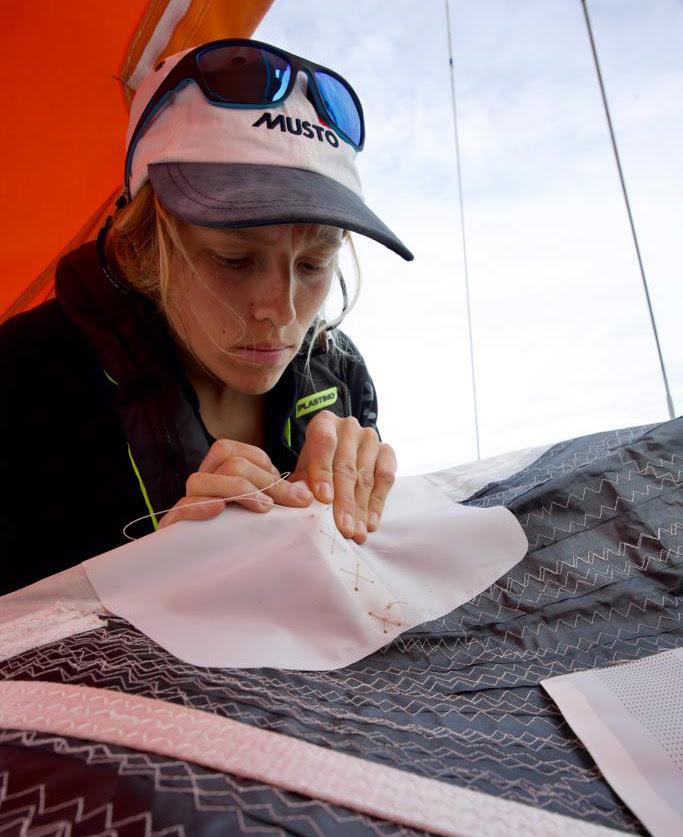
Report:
1,418,680,835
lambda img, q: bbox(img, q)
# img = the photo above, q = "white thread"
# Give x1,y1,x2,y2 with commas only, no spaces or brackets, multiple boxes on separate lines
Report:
123,472,291,541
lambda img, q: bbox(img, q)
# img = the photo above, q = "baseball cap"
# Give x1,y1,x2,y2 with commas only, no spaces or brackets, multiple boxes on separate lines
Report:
125,46,413,261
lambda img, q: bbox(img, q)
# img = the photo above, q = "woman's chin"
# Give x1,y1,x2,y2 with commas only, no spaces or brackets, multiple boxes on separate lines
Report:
213,362,286,396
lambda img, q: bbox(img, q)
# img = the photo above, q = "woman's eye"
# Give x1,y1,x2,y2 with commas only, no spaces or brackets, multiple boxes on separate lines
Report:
299,262,325,274
211,254,327,275
213,255,249,270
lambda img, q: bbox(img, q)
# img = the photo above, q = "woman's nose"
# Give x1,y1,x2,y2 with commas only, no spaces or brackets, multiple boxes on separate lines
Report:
250,265,297,326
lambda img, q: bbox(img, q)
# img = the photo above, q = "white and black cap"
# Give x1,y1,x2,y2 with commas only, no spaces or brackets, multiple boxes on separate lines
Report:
126,48,413,261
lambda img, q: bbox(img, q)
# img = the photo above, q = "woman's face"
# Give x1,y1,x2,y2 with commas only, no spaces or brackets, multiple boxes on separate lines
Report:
169,222,343,395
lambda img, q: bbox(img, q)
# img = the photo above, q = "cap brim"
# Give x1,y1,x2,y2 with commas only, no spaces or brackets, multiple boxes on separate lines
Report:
148,162,413,261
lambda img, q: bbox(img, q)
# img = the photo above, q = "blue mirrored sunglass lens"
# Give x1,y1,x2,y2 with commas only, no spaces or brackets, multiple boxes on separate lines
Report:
315,71,362,146
197,46,291,104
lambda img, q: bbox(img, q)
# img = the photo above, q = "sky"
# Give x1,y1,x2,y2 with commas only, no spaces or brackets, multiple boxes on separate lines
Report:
255,0,683,474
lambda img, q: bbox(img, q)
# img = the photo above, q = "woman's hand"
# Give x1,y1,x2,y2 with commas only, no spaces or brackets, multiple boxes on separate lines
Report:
159,439,313,528
290,411,397,544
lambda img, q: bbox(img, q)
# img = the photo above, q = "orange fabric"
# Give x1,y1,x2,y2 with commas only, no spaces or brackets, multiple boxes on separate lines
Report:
0,0,273,321
163,0,274,58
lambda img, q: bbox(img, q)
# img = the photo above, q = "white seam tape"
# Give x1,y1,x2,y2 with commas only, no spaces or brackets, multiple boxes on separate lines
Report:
0,607,106,663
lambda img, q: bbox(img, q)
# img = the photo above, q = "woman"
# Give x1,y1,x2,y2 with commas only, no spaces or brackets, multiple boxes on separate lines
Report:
0,39,412,595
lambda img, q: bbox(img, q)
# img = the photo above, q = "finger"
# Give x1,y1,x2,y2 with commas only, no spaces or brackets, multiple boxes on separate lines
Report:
198,438,279,477
159,495,225,529
185,471,275,513
330,419,364,540
302,411,339,503
286,461,308,485
215,457,312,507
367,444,397,532
353,427,381,543
196,459,312,508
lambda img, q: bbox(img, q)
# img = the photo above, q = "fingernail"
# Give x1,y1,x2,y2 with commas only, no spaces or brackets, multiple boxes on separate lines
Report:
292,481,313,501
316,481,333,503
368,512,379,530
356,520,367,539
257,493,273,506
342,513,355,535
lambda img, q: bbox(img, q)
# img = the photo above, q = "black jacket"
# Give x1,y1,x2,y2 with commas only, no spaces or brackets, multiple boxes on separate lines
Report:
0,241,378,594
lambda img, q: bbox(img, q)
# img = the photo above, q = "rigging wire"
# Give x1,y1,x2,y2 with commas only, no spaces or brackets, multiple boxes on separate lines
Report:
581,0,675,420
444,0,481,460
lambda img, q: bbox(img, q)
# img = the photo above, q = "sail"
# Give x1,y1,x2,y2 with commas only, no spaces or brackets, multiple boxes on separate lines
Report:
0,0,273,321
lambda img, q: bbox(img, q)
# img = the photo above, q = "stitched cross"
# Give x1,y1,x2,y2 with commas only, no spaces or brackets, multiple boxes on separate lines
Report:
340,562,374,591
368,602,404,634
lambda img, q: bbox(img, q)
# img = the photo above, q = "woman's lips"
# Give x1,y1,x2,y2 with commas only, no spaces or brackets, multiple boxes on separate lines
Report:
232,345,292,365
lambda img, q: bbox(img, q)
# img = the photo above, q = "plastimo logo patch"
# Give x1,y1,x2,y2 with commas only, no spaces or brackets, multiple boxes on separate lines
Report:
295,387,338,418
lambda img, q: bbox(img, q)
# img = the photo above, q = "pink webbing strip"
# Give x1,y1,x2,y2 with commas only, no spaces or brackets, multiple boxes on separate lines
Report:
0,680,624,837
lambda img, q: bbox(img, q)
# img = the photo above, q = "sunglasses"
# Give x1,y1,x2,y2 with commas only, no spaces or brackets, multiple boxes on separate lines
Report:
125,38,366,191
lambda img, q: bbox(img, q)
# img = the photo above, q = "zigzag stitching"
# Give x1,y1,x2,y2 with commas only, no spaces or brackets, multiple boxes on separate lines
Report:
0,734,614,812
521,463,682,529
3,618,678,703
5,642,676,723
392,614,680,664
489,525,683,605
456,524,682,628
0,764,406,837
0,774,178,836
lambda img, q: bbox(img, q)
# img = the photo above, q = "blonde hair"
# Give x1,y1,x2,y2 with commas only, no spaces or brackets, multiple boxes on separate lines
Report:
105,182,362,364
